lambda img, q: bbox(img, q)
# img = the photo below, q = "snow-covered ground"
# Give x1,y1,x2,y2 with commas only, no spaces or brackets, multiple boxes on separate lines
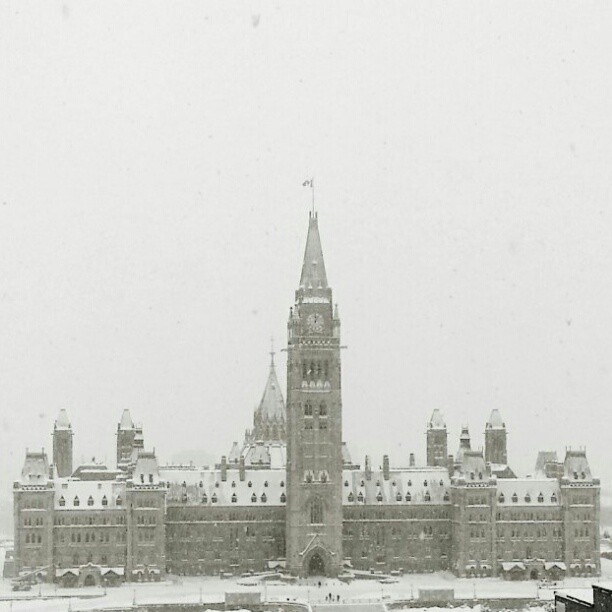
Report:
1,559,611,612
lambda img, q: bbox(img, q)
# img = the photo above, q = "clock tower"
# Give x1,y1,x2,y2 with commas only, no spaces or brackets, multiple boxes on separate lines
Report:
286,212,343,577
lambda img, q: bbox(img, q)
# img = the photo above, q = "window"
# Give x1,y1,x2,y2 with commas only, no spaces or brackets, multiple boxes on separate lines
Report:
424,491,431,502
304,401,313,416
405,492,411,502
59,496,65,507
498,493,505,503
319,402,327,416
73,496,80,507
537,492,544,503
116,495,122,507
525,493,531,503
231,493,237,503
280,492,286,503
201,493,208,503
320,471,328,483
310,497,323,524
87,496,94,507
396,491,402,502
251,493,257,503
512,493,518,503
551,493,558,503
376,491,383,502
261,493,267,503
348,492,354,502
357,491,364,503
443,491,450,502
101,495,108,507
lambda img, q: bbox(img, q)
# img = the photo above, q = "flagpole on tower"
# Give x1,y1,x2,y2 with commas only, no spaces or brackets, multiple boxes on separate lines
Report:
303,177,315,215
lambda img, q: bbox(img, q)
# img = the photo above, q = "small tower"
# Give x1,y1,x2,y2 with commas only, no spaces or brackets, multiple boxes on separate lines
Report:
455,424,471,468
117,409,136,469
252,346,287,442
484,409,507,465
426,409,447,467
52,409,73,477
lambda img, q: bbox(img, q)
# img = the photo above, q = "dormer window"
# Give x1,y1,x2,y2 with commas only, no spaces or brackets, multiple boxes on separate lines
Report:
211,493,217,503
405,492,411,502
251,493,257,503
424,491,431,502
551,493,558,503
376,491,383,502
396,492,402,502
280,481,285,487
376,480,381,487
357,491,364,503
215,482,219,488
199,481,203,488
201,493,208,503
231,481,236,488
101,495,108,507
525,493,531,503
116,495,122,507
498,493,505,503
73,496,80,507
247,481,252,487
264,480,268,487
424,480,428,487
537,493,544,503
280,492,286,503
470,472,475,481
512,493,518,503
344,480,349,487
573,471,578,479
407,479,412,487
581,472,586,480
348,492,354,502
231,493,237,503
360,479,365,487
443,491,450,502
261,493,267,503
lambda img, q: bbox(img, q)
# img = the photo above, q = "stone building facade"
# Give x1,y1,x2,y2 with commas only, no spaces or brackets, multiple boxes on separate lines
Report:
14,212,601,583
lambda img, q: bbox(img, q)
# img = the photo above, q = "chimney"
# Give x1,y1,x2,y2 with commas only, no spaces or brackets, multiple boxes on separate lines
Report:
239,456,245,482
383,455,390,480
447,454,454,474
220,456,227,482
409,453,415,467
365,455,372,481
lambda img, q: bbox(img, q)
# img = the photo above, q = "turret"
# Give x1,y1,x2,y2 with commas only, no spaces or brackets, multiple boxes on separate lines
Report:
484,409,507,465
426,409,447,467
52,409,73,477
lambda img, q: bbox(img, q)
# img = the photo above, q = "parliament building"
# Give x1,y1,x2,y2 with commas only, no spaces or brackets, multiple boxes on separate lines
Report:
13,213,601,585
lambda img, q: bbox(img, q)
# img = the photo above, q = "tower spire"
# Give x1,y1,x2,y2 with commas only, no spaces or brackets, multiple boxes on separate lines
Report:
299,212,328,289
269,336,275,368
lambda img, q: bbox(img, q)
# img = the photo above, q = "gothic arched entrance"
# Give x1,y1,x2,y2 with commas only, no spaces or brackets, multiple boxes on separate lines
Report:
308,552,326,576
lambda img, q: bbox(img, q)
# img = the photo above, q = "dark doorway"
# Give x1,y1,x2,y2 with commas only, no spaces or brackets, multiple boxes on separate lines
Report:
308,552,325,576
530,569,539,580
83,574,97,587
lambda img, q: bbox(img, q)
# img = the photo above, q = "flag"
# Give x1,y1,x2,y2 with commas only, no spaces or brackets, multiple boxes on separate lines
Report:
302,179,313,188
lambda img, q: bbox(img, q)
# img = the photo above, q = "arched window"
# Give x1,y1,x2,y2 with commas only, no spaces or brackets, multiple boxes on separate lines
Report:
280,492,286,503
231,493,237,503
310,497,323,524
251,493,257,503
304,401,313,416
348,492,354,502
73,496,80,507
319,402,327,416
116,495,122,507
87,496,94,506
261,493,267,503
512,493,518,503
59,496,65,507
405,492,411,502
101,495,108,507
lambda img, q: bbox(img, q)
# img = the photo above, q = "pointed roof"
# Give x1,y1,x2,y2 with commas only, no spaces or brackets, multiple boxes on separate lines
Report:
257,361,285,422
119,409,134,430
428,409,446,429
486,409,505,429
55,409,71,430
299,213,328,289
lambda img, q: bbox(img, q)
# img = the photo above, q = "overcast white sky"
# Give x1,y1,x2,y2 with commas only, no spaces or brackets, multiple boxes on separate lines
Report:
1,1,611,533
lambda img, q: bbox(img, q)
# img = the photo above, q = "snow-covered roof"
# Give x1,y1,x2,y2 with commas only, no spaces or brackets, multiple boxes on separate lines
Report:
343,467,451,505
54,409,71,430
20,452,50,486
132,452,161,485
456,450,486,479
534,451,559,475
563,449,593,481
54,478,127,510
428,409,446,429
486,409,505,429
119,409,134,430
496,478,560,506
256,363,285,422
161,467,286,506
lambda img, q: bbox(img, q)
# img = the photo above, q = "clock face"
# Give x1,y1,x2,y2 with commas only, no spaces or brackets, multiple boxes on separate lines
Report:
306,313,324,334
